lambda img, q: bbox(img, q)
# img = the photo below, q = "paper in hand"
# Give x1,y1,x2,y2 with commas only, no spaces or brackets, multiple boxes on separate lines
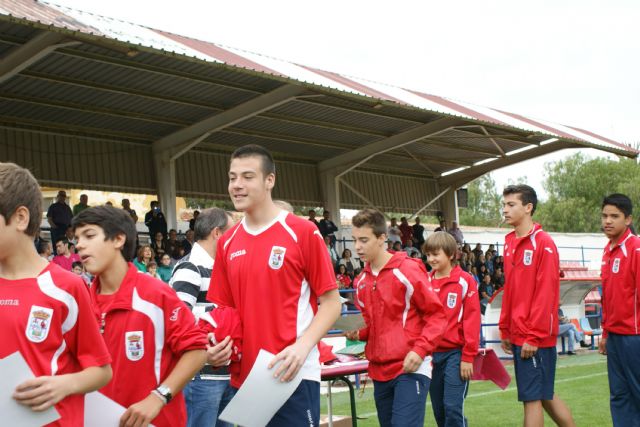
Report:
219,349,303,427
332,313,366,331
0,351,60,427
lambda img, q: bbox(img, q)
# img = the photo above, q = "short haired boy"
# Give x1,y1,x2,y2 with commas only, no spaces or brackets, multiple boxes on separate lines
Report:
346,208,446,427
0,162,112,426
73,206,208,427
599,193,640,425
424,231,481,427
499,185,575,427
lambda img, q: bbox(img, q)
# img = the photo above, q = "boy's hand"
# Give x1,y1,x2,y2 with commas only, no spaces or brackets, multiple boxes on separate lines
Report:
460,361,473,380
13,375,73,412
344,330,359,341
402,351,423,373
269,341,310,382
598,337,607,355
120,393,164,427
206,335,233,367
520,342,538,359
500,339,512,354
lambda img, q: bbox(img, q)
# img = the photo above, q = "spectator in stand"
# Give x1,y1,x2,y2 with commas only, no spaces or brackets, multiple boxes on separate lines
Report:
319,210,339,247
151,231,168,262
434,219,447,232
479,274,494,314
122,198,138,223
558,308,587,355
388,218,402,245
392,241,403,252
182,229,195,255
37,239,52,260
399,217,413,244
448,221,464,245
189,210,200,231
64,226,78,248
471,266,480,285
147,261,161,280
472,243,483,260
71,261,92,286
459,252,469,272
52,238,81,271
462,243,472,256
493,268,505,290
157,253,173,283
47,190,73,254
324,235,339,267
412,217,426,249
72,193,90,216
339,249,359,278
144,201,167,241
404,238,421,258
475,253,486,274
336,264,352,289
494,255,504,272
133,244,154,272
166,229,182,260
485,254,495,276
308,209,320,229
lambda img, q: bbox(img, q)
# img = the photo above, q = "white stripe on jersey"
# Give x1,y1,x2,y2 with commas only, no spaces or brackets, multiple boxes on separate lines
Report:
37,271,79,375
132,287,165,383
277,212,298,242
458,276,469,322
392,268,415,328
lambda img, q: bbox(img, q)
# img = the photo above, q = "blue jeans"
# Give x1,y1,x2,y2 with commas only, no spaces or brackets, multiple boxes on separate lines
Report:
373,373,430,427
184,374,234,427
558,323,584,351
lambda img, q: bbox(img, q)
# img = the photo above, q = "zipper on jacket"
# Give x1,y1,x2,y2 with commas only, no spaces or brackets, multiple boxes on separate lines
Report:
373,280,377,291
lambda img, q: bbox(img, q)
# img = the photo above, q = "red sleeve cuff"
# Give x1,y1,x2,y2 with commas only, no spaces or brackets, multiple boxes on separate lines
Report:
461,353,475,363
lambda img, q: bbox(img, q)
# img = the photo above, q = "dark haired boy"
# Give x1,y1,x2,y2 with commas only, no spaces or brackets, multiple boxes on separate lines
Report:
424,231,480,427
73,206,207,427
499,185,575,427
0,162,112,426
207,144,341,425
346,208,446,427
599,193,640,425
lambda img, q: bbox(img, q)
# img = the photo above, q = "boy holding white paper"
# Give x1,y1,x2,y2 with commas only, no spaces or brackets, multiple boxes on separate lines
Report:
73,206,208,427
0,162,112,426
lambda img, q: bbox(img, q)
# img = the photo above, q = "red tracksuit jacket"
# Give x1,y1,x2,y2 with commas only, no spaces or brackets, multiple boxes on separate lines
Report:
354,252,446,381
198,306,243,362
601,228,640,337
499,223,559,348
430,265,481,362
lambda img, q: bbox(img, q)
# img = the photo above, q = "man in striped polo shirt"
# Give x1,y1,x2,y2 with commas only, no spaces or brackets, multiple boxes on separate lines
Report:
170,207,235,427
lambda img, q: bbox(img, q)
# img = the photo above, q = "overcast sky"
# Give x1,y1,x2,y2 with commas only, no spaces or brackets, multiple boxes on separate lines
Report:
52,0,640,198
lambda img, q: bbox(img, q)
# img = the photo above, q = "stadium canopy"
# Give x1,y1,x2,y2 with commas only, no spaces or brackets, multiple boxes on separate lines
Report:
1,0,637,228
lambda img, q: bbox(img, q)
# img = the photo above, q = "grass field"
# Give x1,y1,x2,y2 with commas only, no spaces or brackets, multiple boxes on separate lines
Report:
321,352,612,426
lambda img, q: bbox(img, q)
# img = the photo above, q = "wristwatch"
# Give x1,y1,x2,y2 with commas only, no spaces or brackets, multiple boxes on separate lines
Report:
153,384,172,404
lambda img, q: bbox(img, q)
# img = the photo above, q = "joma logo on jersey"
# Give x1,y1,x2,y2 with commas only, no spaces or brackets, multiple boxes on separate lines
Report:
268,246,287,270
25,305,53,343
230,249,246,261
612,258,621,273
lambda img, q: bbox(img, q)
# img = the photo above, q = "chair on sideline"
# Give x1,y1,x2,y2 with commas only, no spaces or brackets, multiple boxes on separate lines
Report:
579,317,602,350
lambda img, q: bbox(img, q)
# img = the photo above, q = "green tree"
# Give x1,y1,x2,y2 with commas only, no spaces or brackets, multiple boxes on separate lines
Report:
536,153,640,232
459,174,503,227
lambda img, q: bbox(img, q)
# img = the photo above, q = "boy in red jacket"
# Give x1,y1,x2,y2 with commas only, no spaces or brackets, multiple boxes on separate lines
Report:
345,208,446,427
499,185,575,427
599,193,640,425
424,231,480,427
73,206,207,427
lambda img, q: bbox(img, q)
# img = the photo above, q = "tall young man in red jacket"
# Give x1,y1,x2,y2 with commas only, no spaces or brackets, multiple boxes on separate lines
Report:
346,208,446,427
73,206,208,427
499,185,575,427
425,231,480,427
599,193,640,425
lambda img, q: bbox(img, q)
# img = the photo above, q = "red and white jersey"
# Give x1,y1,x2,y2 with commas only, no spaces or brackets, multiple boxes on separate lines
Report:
601,228,640,337
499,223,559,348
354,252,447,381
91,264,208,427
0,263,111,427
207,210,337,388
51,253,81,271
430,265,481,362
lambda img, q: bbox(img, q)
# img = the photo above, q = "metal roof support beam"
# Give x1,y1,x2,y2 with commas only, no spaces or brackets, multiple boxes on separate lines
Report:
152,84,308,157
410,186,452,220
0,31,78,84
338,177,390,220
320,117,459,174
153,150,178,233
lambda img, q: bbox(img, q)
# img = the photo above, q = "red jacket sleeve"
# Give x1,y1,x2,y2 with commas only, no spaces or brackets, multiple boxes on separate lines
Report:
461,275,481,362
499,239,511,341
525,236,559,347
164,290,208,354
409,267,446,359
353,273,369,341
207,237,234,307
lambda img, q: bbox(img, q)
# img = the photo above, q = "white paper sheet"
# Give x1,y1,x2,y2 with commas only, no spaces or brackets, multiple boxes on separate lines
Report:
219,349,303,427
0,351,60,427
332,313,366,331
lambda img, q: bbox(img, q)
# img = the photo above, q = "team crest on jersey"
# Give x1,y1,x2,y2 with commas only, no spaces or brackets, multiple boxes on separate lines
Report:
523,250,533,266
447,292,457,308
125,331,144,361
25,305,53,343
269,246,287,270
612,258,621,273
